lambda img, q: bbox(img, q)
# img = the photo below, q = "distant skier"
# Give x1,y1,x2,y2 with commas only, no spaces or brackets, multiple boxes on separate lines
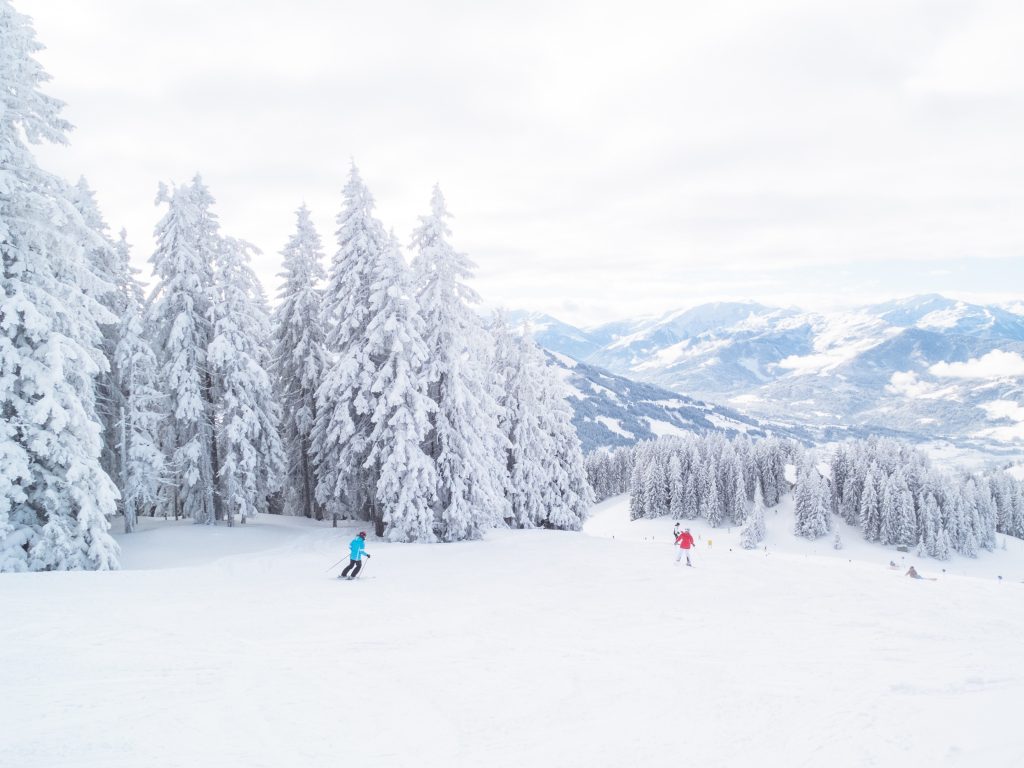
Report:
340,532,371,579
906,566,923,580
674,527,695,566
673,522,681,542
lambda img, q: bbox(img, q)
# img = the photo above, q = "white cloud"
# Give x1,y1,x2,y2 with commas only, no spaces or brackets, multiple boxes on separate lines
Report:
929,351,1024,380
887,371,935,398
980,400,1024,422
17,0,1024,325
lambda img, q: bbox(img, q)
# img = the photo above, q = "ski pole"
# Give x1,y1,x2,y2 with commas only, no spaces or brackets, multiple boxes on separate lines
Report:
325,556,346,572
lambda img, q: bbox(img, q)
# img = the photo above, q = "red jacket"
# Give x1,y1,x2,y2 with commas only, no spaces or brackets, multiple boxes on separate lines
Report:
675,532,694,549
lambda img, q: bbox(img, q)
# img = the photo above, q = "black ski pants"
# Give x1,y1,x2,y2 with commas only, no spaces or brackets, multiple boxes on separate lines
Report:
342,559,363,578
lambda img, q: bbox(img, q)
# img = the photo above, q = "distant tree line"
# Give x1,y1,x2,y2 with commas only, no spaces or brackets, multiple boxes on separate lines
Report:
586,434,1024,558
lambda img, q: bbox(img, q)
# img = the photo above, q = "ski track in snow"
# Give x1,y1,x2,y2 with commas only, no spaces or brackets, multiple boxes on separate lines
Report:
2,505,1023,768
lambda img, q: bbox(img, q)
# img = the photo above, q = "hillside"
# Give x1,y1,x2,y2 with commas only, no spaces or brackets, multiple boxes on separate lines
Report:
2,511,1022,767
543,350,807,452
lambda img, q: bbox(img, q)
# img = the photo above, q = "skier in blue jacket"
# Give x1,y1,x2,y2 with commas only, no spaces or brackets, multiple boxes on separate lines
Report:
340,532,371,579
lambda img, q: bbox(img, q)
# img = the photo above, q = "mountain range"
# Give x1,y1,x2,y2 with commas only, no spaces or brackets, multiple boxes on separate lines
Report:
513,295,1024,459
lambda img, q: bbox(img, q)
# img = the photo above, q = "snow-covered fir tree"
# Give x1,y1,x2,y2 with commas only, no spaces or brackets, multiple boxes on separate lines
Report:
682,472,698,519
740,483,766,549
585,447,634,502
859,465,882,542
361,235,437,541
489,310,525,517
66,177,128,485
668,454,686,519
537,348,593,530
879,471,903,546
0,2,119,570
312,164,390,524
794,457,830,539
728,453,748,525
503,333,553,528
272,205,326,519
699,458,722,526
921,493,941,557
894,475,917,548
208,237,285,525
112,231,165,532
644,453,669,521
146,178,219,523
412,185,509,541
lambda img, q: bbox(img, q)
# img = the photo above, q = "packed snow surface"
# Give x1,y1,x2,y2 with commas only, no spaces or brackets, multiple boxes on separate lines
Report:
3,504,1023,768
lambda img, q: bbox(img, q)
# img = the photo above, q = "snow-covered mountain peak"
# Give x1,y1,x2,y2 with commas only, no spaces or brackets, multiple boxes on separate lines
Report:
524,294,1024,459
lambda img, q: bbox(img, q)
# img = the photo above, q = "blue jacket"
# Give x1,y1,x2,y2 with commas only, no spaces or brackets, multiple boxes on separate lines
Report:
349,537,368,561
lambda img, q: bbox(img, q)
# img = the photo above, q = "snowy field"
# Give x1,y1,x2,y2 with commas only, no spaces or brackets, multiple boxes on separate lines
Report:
3,500,1024,768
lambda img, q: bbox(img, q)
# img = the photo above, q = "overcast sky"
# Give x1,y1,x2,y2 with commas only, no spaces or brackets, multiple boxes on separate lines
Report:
21,0,1024,326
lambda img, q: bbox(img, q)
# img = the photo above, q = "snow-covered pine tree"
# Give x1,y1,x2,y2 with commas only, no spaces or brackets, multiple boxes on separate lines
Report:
208,236,285,525
412,185,509,540
960,479,981,558
859,464,882,542
628,444,649,520
272,205,326,519
1012,481,1024,538
974,477,997,551
504,332,552,528
363,235,437,541
0,2,119,570
756,438,786,507
490,310,519,502
794,457,830,539
699,458,722,526
668,454,685,519
112,231,165,532
879,472,901,546
539,357,594,531
147,179,219,523
830,445,851,515
66,177,127,484
793,457,815,534
312,164,393,525
740,482,766,549
922,493,941,557
737,436,757,502
943,482,968,554
643,449,669,518
729,453,748,525
895,479,918,548
936,527,952,560
839,471,862,525
682,471,698,519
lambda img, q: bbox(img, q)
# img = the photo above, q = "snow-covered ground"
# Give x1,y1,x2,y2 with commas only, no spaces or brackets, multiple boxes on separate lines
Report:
2,503,1023,767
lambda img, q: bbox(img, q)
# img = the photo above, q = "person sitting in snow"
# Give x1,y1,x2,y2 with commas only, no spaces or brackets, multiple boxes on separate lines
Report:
674,527,695,567
340,532,371,579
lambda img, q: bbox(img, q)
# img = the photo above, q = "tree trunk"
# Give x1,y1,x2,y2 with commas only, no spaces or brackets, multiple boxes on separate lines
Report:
120,404,133,533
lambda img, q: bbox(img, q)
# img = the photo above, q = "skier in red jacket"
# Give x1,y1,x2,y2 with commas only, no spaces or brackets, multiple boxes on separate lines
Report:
674,527,695,567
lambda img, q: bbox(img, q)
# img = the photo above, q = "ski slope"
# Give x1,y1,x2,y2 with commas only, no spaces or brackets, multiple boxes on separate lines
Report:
2,505,1023,768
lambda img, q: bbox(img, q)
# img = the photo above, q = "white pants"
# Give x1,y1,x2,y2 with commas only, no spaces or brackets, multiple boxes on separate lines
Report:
674,547,693,565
